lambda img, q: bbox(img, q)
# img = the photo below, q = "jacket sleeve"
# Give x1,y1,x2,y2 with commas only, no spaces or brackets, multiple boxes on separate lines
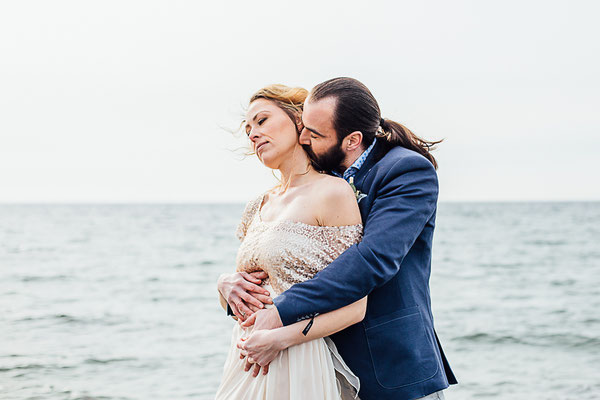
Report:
273,155,439,326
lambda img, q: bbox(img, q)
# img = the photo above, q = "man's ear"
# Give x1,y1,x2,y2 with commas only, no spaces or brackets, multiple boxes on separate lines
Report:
345,131,363,152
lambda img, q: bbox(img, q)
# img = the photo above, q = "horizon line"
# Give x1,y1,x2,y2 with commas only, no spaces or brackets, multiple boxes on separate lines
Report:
1,199,599,205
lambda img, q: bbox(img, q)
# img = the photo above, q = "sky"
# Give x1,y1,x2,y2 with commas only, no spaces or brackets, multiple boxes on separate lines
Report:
1,0,598,203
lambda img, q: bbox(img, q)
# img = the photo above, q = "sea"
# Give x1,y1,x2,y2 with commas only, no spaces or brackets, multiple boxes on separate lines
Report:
1,202,599,400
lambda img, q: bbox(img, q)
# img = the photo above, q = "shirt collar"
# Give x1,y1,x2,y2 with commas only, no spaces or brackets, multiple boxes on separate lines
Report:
332,137,377,181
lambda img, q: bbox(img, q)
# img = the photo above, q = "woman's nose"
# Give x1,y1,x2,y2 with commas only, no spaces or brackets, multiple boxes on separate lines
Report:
249,129,261,142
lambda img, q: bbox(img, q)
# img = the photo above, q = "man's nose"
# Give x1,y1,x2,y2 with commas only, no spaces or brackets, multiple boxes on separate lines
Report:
298,128,311,145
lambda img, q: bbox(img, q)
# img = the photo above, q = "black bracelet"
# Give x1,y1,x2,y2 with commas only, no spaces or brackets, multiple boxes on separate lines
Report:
302,315,315,336
227,304,234,317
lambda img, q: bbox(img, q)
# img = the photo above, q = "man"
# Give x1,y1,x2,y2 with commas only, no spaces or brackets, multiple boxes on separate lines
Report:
218,77,457,400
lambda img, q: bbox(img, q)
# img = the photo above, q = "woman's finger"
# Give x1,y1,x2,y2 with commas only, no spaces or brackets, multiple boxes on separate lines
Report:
244,359,253,372
241,313,256,328
262,363,269,375
252,363,261,378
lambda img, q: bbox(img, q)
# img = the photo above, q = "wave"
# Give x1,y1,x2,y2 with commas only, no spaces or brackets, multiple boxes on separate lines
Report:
452,332,600,349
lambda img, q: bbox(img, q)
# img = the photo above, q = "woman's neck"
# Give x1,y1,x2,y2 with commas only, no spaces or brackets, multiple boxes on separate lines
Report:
275,146,318,192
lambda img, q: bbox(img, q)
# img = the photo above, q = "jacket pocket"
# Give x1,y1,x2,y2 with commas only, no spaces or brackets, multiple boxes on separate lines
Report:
365,306,438,389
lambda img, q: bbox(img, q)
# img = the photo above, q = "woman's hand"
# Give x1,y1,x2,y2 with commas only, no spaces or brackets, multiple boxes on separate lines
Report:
237,328,286,376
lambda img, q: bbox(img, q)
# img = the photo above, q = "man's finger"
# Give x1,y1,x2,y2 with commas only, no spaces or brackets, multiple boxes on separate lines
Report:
241,313,256,328
232,306,245,321
240,271,262,284
244,359,253,372
262,363,269,375
243,281,270,296
250,293,273,305
236,300,254,319
240,291,265,310
249,271,269,280
247,303,260,313
228,294,246,321
252,363,261,378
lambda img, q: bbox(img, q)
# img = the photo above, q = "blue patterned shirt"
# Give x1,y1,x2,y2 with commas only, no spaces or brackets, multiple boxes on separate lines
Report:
333,138,377,182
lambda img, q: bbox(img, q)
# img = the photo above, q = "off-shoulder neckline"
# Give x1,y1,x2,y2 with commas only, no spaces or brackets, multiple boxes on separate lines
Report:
255,192,362,230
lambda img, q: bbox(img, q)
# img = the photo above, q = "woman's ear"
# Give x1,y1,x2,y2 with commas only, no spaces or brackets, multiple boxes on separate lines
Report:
295,116,304,133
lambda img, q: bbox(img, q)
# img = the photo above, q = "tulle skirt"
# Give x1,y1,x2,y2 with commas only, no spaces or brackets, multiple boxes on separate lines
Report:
215,286,359,400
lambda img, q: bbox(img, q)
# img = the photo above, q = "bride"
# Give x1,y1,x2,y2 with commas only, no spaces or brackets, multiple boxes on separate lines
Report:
215,84,365,400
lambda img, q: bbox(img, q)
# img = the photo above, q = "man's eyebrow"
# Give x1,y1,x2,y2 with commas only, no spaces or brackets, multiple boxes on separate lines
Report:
305,126,325,137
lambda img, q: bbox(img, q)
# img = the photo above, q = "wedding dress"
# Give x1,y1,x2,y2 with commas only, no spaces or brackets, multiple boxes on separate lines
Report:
215,193,363,400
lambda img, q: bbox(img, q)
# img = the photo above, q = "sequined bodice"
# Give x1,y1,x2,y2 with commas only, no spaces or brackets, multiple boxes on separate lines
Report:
235,193,363,295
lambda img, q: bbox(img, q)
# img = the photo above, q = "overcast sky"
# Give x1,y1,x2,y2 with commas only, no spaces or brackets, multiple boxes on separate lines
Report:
1,1,598,203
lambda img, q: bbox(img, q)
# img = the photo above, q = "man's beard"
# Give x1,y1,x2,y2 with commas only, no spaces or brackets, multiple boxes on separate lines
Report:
302,142,346,174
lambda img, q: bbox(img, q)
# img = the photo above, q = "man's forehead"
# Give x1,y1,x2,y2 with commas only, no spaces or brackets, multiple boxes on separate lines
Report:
303,97,336,128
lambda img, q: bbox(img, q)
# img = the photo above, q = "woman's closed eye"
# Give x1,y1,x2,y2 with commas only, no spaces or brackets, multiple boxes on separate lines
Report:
258,117,267,125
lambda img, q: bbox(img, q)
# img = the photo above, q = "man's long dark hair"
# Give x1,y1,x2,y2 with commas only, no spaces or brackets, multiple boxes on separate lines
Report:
310,77,441,169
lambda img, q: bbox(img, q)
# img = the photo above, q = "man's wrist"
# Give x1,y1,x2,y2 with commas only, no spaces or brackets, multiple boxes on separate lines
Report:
226,303,234,316
217,273,229,297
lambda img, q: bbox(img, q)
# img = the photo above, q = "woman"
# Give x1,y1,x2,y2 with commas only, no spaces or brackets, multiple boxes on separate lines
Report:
215,85,365,399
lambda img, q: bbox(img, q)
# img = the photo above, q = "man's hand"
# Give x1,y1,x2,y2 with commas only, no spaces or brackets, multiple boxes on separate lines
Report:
218,271,272,321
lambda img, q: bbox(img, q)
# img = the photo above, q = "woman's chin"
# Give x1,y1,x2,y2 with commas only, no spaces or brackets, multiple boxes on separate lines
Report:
258,156,277,170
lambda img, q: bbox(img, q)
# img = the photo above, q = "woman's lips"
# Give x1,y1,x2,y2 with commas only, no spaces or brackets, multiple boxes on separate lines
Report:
256,142,268,154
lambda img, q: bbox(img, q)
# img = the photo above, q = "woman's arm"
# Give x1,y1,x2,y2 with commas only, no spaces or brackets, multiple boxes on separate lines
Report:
238,295,366,368
279,295,367,346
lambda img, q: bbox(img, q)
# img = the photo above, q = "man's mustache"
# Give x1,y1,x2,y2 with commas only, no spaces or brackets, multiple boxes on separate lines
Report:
301,144,324,171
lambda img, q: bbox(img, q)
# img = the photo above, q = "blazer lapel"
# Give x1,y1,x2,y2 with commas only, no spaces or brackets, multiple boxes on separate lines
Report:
353,139,384,190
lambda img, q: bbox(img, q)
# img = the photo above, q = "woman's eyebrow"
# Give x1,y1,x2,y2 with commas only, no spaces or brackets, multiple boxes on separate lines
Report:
252,110,270,121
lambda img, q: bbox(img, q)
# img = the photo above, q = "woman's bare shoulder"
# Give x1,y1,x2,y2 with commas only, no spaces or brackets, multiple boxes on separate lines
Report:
309,174,361,226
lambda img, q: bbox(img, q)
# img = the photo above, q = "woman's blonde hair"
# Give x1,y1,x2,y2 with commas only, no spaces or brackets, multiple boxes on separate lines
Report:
248,84,308,134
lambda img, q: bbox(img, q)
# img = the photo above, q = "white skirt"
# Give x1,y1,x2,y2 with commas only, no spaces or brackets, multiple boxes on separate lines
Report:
215,286,360,400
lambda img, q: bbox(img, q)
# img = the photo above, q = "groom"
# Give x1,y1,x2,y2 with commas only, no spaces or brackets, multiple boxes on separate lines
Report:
218,77,457,400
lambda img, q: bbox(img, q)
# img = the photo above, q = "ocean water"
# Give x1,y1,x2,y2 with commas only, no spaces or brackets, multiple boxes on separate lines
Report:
1,202,599,400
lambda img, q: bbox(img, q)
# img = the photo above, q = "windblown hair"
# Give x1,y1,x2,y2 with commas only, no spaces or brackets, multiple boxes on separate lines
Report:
244,84,311,190
248,84,308,134
310,77,441,169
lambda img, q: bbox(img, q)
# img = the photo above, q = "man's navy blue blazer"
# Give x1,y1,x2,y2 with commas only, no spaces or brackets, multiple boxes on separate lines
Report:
273,141,457,400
